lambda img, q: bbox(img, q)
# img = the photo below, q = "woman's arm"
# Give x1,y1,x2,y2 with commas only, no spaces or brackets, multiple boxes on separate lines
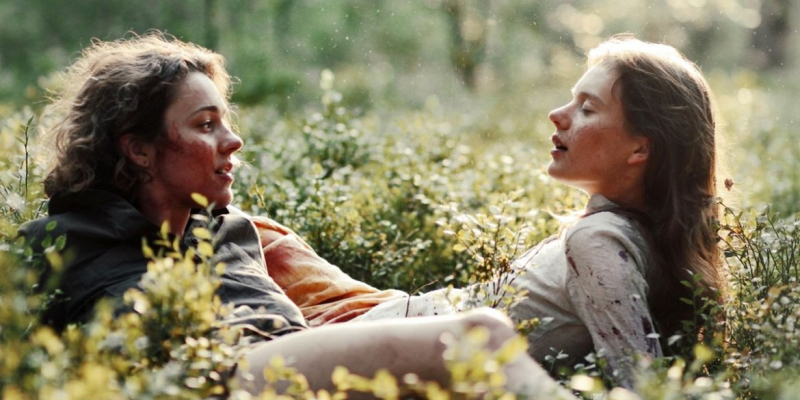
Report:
564,220,662,387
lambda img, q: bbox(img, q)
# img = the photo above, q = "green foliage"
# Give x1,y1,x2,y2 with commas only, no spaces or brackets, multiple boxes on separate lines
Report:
0,223,241,399
715,206,800,396
0,112,46,233
234,73,572,292
4,69,800,399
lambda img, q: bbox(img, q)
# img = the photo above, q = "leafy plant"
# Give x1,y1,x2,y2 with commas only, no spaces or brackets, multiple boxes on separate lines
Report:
4,72,800,399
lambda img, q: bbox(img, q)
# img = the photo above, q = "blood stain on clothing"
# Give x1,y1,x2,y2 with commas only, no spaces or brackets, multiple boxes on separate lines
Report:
568,256,579,276
618,250,629,262
612,326,621,336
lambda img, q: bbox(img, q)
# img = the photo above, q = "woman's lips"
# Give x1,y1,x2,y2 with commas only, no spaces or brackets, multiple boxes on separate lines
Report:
551,134,568,152
215,162,234,181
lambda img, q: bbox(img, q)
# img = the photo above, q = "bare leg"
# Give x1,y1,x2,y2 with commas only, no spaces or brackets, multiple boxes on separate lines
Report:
236,308,576,399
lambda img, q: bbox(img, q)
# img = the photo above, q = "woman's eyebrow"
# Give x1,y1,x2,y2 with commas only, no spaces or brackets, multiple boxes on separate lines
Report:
571,89,606,106
189,105,228,118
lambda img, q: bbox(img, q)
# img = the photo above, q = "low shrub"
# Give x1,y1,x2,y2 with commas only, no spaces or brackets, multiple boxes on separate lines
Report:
3,81,800,398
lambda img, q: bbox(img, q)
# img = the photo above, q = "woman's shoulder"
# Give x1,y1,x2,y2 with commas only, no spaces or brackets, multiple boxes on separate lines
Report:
563,204,652,274
18,211,80,250
565,195,647,240
565,210,644,243
19,190,155,247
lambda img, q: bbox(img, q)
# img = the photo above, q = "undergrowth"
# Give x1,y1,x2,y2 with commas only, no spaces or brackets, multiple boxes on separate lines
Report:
2,74,800,399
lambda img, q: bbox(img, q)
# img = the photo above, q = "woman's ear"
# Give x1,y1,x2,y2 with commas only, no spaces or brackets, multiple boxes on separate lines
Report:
627,136,649,165
119,134,156,168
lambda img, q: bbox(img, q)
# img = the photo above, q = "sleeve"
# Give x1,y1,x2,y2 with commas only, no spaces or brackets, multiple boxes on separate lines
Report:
249,215,407,326
564,223,662,387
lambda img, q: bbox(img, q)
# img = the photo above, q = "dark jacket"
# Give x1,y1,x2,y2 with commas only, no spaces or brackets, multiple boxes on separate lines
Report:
18,189,308,335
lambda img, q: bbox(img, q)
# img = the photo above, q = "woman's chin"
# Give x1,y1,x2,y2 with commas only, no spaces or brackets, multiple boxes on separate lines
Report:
213,194,233,210
545,168,585,192
195,191,233,210
546,164,563,181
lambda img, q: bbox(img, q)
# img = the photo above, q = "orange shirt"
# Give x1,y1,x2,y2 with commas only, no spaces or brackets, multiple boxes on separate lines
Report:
250,215,407,326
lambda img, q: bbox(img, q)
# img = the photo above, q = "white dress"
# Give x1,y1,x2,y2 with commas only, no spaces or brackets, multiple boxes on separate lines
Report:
358,194,662,386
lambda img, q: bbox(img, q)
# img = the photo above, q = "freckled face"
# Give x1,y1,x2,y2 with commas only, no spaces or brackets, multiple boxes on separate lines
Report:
547,64,643,196
148,72,243,211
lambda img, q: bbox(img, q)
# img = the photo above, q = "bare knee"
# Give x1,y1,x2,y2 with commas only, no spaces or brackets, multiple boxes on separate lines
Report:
458,307,518,350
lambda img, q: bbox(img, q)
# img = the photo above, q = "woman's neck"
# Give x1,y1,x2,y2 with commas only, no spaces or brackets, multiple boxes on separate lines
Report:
136,192,191,236
588,180,648,212
602,190,647,212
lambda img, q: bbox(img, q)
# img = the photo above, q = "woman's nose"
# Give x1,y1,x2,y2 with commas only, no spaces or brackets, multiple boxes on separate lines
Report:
220,125,243,154
548,104,570,130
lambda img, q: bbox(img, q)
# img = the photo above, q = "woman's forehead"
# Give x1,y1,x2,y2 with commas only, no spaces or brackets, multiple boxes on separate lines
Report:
168,72,228,117
573,64,619,102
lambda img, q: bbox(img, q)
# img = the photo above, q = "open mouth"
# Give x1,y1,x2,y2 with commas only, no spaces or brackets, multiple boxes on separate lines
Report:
215,162,233,175
552,135,568,151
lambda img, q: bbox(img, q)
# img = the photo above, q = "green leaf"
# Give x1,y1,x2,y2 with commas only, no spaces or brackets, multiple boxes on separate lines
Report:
192,227,212,240
54,235,67,251
215,262,227,276
160,221,171,237
191,193,209,208
45,249,63,271
198,242,215,258
142,239,154,259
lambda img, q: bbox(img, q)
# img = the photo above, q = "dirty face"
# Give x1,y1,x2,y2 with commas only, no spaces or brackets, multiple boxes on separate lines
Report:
547,64,645,196
147,72,243,211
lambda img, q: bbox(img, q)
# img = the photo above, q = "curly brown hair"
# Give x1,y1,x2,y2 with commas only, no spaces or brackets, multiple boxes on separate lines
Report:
41,32,231,199
587,35,722,339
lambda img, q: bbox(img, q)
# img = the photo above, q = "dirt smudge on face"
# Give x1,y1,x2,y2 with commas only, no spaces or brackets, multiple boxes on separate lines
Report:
164,121,187,151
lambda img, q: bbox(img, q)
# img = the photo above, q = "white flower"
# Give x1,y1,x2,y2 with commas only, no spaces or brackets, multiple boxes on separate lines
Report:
6,191,25,211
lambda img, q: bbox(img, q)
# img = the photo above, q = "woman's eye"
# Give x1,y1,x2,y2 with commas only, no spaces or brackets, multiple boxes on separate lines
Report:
199,121,213,131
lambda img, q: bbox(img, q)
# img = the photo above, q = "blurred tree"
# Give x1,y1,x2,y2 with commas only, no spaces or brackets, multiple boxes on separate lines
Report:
443,0,488,90
272,0,294,54
751,0,791,69
204,0,220,50
1,0,798,109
